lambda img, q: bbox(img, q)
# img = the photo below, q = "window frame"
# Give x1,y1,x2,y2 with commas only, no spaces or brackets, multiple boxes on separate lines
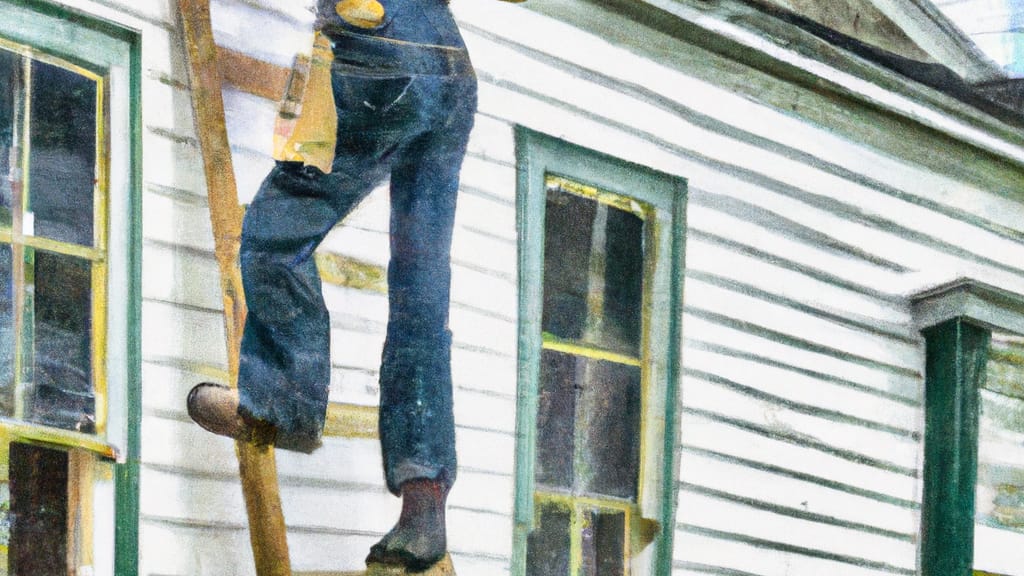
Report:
912,279,1024,576
0,1,140,574
513,128,687,576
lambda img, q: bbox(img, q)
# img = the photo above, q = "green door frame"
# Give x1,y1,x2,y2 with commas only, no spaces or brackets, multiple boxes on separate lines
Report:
512,127,687,576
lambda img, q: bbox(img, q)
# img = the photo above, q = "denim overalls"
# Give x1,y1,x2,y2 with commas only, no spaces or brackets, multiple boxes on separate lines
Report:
237,0,476,495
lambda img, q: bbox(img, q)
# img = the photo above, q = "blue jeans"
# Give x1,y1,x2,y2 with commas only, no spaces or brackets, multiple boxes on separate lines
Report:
237,0,476,495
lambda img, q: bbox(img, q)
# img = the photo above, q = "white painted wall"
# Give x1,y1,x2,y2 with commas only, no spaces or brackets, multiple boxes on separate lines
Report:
31,0,1024,573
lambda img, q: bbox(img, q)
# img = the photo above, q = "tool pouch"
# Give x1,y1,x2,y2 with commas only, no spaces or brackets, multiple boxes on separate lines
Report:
272,32,337,174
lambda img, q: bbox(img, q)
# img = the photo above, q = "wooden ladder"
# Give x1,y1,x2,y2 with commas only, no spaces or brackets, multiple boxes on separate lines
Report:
176,2,454,575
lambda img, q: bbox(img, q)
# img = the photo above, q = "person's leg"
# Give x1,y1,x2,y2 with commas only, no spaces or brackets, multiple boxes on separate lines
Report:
236,159,392,453
187,150,391,452
369,72,476,568
189,32,434,451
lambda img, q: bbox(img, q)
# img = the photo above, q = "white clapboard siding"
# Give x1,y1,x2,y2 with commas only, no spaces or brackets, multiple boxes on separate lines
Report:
456,0,1024,250
70,0,1024,572
450,345,518,397
142,129,208,196
142,242,224,312
684,238,912,326
139,521,253,576
456,0,1024,235
682,347,921,432
329,366,379,406
685,277,920,369
142,192,216,255
210,0,313,67
679,490,916,569
141,300,227,369
673,528,911,576
451,225,518,278
680,412,920,502
143,77,198,140
681,374,920,470
682,314,920,400
452,389,517,435
449,469,515,515
455,189,518,243
680,450,918,535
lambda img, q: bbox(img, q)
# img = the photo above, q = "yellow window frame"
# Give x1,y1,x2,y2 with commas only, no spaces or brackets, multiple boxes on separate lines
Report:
0,35,113,453
532,175,656,574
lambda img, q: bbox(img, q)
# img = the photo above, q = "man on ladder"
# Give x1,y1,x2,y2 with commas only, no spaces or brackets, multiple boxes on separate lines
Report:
185,0,521,571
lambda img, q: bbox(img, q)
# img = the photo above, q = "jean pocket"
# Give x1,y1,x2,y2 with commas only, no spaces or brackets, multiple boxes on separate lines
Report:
332,73,418,127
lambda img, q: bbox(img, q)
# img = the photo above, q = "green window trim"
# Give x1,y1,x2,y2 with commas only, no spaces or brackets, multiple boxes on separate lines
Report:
513,127,687,576
0,1,141,574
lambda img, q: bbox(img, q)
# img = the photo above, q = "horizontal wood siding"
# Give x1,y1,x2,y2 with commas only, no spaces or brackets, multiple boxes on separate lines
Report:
452,2,1024,576
42,0,1024,574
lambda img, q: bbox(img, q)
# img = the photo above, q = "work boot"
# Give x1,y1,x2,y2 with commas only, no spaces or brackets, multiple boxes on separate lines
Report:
186,383,276,446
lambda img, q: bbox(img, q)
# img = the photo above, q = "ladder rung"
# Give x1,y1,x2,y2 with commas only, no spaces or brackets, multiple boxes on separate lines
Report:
294,554,456,576
323,402,378,439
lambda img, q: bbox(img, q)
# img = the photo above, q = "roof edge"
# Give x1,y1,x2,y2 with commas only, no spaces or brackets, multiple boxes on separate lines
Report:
628,0,1024,166
866,0,1004,83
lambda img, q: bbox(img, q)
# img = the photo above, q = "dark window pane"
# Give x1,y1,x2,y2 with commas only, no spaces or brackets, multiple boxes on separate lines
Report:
581,508,626,576
602,207,643,352
577,360,641,500
537,350,642,500
526,501,571,576
0,245,13,416
29,60,96,246
543,188,595,342
0,48,20,228
9,442,68,576
542,183,644,355
536,350,577,490
29,251,94,432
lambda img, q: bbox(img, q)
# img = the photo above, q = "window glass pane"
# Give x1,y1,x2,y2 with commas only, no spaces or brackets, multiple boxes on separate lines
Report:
975,333,1024,576
27,251,93,433
0,245,13,417
536,350,642,500
542,183,644,355
8,442,68,576
28,60,96,247
581,508,625,576
526,501,571,576
0,48,20,229
602,207,643,352
543,188,595,343
536,349,576,490
577,359,641,500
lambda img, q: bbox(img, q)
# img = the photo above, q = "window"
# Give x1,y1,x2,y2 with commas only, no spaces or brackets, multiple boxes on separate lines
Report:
913,281,1024,576
0,2,139,575
513,129,686,576
975,331,1024,575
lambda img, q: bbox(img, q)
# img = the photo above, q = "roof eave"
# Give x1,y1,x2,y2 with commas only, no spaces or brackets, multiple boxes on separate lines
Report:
865,0,1005,83
630,0,1024,166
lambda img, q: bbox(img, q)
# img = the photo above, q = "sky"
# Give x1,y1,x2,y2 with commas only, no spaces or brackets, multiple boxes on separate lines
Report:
934,0,1024,76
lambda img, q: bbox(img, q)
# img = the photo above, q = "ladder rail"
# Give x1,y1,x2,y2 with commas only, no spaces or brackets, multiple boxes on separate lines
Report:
176,1,292,574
